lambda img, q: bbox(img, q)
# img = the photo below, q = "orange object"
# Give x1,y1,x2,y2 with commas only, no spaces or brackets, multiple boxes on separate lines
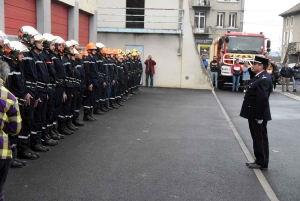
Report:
81,51,88,56
86,42,97,50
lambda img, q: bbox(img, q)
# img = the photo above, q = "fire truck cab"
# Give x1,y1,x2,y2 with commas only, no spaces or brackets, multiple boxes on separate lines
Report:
213,31,271,89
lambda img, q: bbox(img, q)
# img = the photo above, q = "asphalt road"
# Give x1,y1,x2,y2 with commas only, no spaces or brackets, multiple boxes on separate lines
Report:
4,86,299,201
217,86,300,201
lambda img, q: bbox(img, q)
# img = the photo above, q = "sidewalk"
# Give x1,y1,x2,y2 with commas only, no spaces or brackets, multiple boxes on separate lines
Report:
5,88,269,201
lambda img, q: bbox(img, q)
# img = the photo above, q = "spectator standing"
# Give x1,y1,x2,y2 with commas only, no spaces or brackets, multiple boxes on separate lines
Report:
266,64,275,92
280,62,294,92
272,61,279,91
209,56,220,89
242,62,250,93
292,63,300,92
144,55,156,88
231,59,242,92
202,55,208,69
0,61,22,201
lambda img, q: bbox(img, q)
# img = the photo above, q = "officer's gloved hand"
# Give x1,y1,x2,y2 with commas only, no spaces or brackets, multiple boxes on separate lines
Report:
256,119,263,124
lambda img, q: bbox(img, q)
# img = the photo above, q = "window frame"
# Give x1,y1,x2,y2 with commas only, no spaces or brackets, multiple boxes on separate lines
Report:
228,12,237,28
217,12,225,28
195,12,206,32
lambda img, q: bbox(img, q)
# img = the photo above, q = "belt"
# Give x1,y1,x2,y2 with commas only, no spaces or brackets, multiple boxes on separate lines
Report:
37,81,48,89
56,79,65,84
48,83,56,88
66,77,75,82
17,98,26,106
25,81,37,89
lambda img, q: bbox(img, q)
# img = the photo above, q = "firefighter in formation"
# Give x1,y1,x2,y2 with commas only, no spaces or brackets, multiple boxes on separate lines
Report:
0,26,143,168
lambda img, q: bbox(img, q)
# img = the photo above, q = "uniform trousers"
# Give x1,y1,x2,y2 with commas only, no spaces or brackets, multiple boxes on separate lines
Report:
33,91,48,145
62,87,73,118
248,119,269,168
46,88,56,133
69,87,79,117
18,89,35,150
54,86,64,124
74,89,83,119
83,88,95,114
123,77,129,94
0,159,11,201
93,85,101,110
105,82,112,105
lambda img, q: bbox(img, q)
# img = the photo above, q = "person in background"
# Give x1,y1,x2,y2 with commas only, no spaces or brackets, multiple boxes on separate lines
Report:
266,64,275,92
292,63,300,92
272,61,279,91
0,60,22,201
280,62,294,92
209,56,220,89
202,55,208,69
144,55,156,88
231,59,242,92
242,62,250,93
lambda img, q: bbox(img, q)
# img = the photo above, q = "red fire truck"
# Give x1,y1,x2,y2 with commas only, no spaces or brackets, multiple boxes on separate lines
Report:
213,31,271,88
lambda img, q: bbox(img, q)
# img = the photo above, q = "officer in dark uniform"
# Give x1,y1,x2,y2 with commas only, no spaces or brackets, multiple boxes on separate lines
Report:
240,56,272,170
40,33,62,141
31,33,58,148
101,48,113,111
4,41,29,167
116,54,126,104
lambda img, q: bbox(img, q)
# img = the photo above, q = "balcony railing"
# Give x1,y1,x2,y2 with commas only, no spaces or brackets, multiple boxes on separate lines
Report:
192,0,211,7
288,42,300,54
193,26,209,34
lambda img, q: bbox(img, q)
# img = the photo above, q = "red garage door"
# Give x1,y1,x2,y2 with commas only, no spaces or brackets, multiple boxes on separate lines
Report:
4,0,37,35
51,2,68,40
79,12,89,46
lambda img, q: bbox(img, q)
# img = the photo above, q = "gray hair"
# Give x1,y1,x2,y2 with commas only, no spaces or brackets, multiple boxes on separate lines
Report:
0,61,10,80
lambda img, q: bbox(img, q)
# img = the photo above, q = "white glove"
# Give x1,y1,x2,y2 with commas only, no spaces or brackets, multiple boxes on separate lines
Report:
256,119,263,124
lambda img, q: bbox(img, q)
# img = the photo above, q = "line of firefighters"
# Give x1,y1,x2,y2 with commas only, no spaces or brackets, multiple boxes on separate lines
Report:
0,26,143,168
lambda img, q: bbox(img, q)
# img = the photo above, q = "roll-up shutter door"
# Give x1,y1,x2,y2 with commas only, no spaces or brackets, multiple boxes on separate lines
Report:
51,2,68,40
79,12,89,45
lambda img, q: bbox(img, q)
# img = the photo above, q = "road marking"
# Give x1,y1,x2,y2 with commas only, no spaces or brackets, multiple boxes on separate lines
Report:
212,90,279,201
278,91,300,101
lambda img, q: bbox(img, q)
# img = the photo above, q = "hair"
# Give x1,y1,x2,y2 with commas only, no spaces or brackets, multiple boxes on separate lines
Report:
263,64,268,70
0,61,10,80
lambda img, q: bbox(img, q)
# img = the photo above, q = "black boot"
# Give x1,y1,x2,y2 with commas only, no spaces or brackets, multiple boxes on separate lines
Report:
42,134,59,146
49,130,61,140
66,119,77,131
100,105,108,112
31,144,50,152
57,119,73,135
110,100,119,109
116,100,124,106
73,118,85,126
93,109,105,115
53,127,65,139
105,103,112,110
88,113,97,121
18,148,39,159
83,113,95,121
69,119,79,130
11,159,23,168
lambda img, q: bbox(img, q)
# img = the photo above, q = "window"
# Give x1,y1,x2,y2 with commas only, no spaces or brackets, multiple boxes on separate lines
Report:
289,31,293,43
126,0,145,28
198,0,208,5
284,31,288,45
229,13,237,28
217,13,225,27
195,12,206,32
286,17,289,27
291,16,294,26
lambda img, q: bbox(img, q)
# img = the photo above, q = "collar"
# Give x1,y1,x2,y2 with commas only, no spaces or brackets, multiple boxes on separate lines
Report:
0,78,4,87
255,71,265,77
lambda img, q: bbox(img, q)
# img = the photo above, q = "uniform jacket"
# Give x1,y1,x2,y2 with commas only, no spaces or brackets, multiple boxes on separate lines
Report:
62,55,75,88
40,51,57,85
280,66,293,78
22,51,38,96
72,59,81,88
144,59,156,74
31,50,50,93
53,53,66,88
240,71,272,121
74,59,86,89
116,61,125,84
83,54,99,87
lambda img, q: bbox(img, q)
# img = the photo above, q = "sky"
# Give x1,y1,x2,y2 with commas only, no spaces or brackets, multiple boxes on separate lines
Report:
243,0,299,53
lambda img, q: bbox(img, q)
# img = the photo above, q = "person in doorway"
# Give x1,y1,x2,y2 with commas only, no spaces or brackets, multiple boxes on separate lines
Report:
280,62,293,92
292,63,300,92
209,56,220,89
202,55,208,69
0,60,22,200
231,59,242,92
242,62,250,93
144,55,156,88
240,56,272,170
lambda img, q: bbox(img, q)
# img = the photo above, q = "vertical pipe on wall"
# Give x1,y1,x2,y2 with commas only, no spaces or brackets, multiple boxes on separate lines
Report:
0,0,4,31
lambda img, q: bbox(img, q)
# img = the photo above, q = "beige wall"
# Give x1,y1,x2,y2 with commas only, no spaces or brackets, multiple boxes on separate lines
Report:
144,0,180,30
58,0,97,14
97,0,126,28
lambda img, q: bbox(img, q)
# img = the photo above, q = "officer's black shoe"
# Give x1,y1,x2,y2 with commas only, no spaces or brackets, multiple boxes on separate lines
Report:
42,135,59,146
88,114,97,121
11,159,23,168
53,128,64,139
132,91,138,95
49,130,61,140
83,115,95,121
69,120,79,130
15,158,27,166
248,163,268,170
31,144,49,152
105,105,113,110
73,118,85,127
93,109,105,115
18,149,38,160
57,126,72,135
245,162,255,166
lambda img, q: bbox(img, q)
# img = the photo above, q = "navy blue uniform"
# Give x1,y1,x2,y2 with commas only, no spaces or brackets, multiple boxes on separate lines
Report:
93,54,105,111
31,50,50,145
240,71,272,168
73,59,85,119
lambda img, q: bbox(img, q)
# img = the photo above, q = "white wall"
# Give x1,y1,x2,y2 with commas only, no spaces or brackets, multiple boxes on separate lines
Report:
97,0,126,28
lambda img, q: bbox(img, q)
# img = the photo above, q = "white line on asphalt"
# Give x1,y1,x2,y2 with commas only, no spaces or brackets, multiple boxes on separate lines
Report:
277,92,300,101
212,90,279,201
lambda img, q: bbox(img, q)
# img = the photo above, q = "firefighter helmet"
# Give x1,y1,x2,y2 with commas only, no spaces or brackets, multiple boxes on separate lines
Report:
4,41,29,61
18,26,39,45
96,43,106,49
81,51,88,57
132,48,138,53
54,36,66,52
125,50,131,55
64,41,75,55
70,39,79,47
42,33,56,51
0,30,7,41
86,42,97,50
132,52,137,57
